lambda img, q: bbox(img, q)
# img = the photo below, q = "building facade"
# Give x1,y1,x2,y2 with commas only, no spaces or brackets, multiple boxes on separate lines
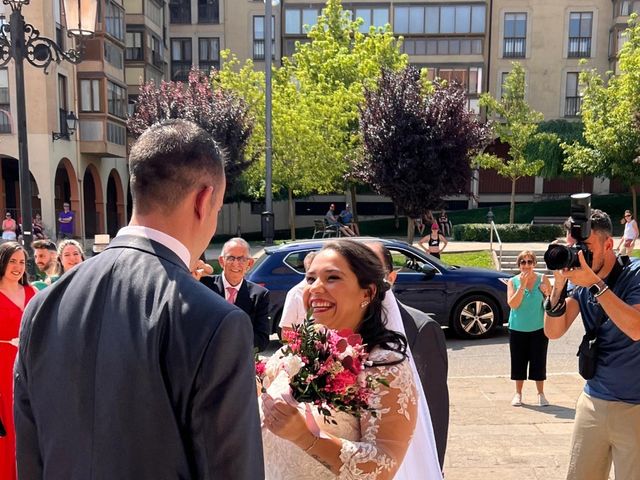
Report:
1,0,637,241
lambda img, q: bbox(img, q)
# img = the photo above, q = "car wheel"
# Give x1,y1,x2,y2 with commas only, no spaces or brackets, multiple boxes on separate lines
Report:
451,295,499,339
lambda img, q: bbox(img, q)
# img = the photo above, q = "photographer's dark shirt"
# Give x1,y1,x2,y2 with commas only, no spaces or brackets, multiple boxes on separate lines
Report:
573,259,640,403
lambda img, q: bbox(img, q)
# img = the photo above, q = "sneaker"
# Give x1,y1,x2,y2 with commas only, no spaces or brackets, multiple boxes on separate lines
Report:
511,393,522,406
538,393,549,407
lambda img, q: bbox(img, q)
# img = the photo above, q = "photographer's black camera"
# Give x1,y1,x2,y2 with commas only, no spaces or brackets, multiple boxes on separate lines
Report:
544,193,593,270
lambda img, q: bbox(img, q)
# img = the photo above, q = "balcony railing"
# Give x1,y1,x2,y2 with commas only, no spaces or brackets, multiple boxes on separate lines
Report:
503,37,526,58
169,3,191,24
198,4,219,24
568,37,591,58
565,96,582,117
253,39,275,60
171,62,192,81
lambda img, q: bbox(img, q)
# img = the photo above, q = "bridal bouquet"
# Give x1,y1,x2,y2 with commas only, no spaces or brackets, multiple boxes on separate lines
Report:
257,315,385,423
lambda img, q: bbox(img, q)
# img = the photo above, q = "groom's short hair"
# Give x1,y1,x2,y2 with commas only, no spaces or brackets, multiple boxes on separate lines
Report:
365,241,394,274
129,119,225,215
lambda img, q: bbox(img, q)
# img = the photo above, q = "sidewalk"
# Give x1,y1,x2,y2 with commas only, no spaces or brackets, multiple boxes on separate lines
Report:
444,373,587,480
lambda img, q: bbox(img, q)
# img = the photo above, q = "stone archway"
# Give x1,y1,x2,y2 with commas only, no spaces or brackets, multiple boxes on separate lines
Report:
1,156,42,221
54,158,79,237
83,164,105,238
106,169,125,237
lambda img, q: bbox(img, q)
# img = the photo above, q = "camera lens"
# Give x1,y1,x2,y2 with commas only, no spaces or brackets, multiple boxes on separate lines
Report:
544,244,578,270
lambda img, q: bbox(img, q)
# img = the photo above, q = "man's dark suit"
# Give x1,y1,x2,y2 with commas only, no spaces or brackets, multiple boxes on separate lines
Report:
201,274,271,352
399,302,449,469
14,236,264,479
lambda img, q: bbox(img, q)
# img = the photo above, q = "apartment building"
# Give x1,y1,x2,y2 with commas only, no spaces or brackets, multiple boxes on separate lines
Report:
0,0,129,242
1,1,636,241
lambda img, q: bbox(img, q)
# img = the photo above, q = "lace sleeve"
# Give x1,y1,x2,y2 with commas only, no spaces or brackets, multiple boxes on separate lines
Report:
338,350,417,480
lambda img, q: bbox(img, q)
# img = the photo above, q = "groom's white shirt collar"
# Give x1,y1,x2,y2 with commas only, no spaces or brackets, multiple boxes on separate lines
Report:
117,225,191,269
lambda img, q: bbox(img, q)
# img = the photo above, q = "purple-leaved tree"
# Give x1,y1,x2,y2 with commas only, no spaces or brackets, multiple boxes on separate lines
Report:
357,67,490,242
128,68,255,202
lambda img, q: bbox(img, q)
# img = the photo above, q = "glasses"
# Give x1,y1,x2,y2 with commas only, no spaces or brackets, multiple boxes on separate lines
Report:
5,214,10,217
519,259,534,265
224,255,249,263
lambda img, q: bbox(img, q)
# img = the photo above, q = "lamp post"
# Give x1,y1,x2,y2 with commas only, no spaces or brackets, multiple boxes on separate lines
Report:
262,0,279,246
0,0,96,273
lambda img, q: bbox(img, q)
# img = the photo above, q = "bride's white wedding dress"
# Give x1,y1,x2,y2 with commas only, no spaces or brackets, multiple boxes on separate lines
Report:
262,348,418,479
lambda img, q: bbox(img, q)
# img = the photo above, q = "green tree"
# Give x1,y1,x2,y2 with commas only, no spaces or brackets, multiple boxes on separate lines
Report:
562,15,640,216
283,0,407,223
216,0,406,238
216,54,346,239
474,62,546,224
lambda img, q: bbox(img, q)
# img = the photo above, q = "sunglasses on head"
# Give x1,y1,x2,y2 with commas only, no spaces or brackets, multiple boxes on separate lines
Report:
519,259,534,265
625,214,632,217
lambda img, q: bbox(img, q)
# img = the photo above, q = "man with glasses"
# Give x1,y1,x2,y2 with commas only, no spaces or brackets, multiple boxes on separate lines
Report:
201,237,271,351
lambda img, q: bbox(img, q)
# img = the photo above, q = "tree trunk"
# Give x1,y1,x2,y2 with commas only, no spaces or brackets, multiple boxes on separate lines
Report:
407,217,415,244
288,188,296,241
632,185,638,222
236,202,242,237
509,178,517,224
350,183,359,224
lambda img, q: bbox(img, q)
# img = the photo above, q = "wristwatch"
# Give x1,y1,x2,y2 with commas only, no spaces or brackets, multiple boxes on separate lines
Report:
589,280,609,298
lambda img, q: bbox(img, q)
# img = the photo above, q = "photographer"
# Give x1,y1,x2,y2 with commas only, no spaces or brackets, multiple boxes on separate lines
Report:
544,208,640,480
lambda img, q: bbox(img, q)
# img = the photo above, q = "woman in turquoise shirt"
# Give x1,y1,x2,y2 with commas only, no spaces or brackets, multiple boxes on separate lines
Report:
507,251,552,407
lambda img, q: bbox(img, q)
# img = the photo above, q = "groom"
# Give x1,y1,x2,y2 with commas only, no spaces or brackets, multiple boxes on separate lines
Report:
14,120,264,479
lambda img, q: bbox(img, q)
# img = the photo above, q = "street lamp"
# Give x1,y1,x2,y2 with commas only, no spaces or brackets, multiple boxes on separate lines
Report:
0,0,97,272
52,110,78,141
262,0,279,246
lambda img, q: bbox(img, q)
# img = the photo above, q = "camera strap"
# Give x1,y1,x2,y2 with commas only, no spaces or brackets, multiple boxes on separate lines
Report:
590,255,630,332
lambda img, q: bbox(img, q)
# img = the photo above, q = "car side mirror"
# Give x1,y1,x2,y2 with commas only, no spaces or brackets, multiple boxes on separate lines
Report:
421,265,437,278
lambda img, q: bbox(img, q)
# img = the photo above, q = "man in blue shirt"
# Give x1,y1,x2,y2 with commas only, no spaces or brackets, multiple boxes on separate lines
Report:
544,209,640,480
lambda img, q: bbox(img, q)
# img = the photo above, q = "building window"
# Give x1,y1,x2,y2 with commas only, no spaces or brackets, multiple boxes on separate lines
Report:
171,38,192,81
503,13,526,58
565,72,582,117
80,79,101,112
568,12,593,58
500,71,510,99
619,1,640,15
354,7,389,33
198,0,219,24
58,74,69,136
253,16,275,60
402,38,482,55
54,0,64,50
126,31,143,61
150,35,163,68
199,38,220,72
104,41,124,69
285,7,319,34
107,81,127,119
105,1,125,42
146,0,164,27
426,66,483,94
169,0,191,24
394,5,485,35
0,68,11,134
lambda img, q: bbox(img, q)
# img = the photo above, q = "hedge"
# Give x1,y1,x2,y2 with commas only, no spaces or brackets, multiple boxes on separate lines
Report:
453,223,564,242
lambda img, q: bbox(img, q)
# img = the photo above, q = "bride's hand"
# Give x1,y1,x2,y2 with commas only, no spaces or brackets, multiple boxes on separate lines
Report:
262,393,314,449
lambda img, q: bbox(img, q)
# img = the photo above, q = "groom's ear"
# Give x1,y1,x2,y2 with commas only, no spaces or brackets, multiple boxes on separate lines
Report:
387,270,398,286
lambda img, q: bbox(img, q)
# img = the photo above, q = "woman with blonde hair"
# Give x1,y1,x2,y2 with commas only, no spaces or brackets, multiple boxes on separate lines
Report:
57,239,85,274
506,250,551,407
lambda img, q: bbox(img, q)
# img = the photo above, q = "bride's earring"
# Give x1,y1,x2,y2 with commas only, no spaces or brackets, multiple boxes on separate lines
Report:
360,299,370,309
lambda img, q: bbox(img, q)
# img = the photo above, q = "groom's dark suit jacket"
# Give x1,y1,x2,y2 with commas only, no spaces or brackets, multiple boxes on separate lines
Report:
399,301,449,469
200,275,271,352
14,235,264,480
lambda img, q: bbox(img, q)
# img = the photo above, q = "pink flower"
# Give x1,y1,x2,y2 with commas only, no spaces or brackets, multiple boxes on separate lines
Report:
327,370,358,395
255,360,266,378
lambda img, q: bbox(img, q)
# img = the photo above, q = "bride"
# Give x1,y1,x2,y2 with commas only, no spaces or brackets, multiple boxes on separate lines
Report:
261,240,443,479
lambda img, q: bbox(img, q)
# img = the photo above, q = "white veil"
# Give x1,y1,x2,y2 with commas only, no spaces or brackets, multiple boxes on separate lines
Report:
382,290,444,480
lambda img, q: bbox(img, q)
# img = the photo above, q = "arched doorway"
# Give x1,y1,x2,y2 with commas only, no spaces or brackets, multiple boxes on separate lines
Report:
54,158,79,238
83,165,104,238
106,169,125,237
1,156,42,222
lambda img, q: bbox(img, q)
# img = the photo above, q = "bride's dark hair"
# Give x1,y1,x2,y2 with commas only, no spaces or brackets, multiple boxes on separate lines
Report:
318,240,407,365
